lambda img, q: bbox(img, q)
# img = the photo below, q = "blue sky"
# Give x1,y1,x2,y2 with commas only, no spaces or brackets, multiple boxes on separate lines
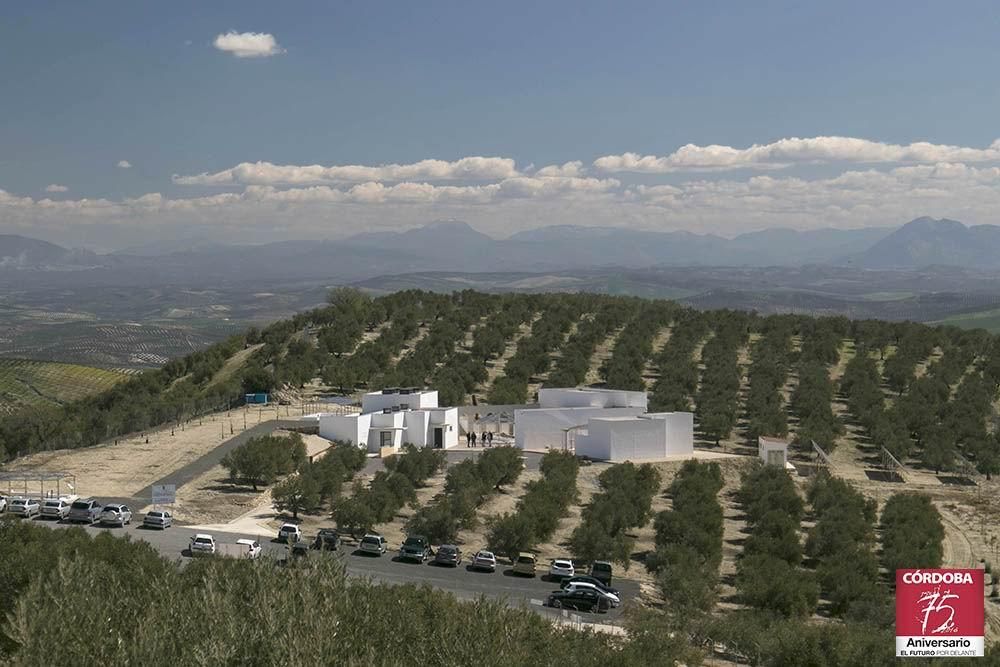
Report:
2,1,1000,248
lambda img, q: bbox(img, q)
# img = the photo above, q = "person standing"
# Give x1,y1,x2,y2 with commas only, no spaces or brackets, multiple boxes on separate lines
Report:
471,432,478,448
465,431,471,447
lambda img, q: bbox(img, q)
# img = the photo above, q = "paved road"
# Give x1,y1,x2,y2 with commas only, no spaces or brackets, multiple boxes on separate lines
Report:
23,515,635,625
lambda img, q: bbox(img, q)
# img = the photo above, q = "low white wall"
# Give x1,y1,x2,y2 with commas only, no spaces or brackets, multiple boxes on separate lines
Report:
538,388,647,410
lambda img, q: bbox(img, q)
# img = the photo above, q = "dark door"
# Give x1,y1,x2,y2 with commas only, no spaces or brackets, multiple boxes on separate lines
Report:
433,428,444,448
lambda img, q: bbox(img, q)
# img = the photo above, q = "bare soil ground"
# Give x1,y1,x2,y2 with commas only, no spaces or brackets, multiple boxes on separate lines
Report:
4,405,275,499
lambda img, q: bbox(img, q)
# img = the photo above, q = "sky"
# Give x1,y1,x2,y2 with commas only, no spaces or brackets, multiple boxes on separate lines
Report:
2,1,1000,250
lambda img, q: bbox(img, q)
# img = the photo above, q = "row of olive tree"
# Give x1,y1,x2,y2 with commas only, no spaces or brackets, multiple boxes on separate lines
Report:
332,445,445,539
805,472,885,620
648,310,709,412
647,460,724,614
695,311,752,446
486,450,580,560
406,446,524,544
734,462,819,618
600,301,675,390
569,462,661,568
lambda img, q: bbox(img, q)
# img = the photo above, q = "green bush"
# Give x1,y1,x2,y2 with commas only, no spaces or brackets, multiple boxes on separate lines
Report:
880,492,944,575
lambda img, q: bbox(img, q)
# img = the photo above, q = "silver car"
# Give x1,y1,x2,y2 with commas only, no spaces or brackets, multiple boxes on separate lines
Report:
99,503,133,527
8,497,40,518
143,510,173,529
40,498,72,520
67,498,102,524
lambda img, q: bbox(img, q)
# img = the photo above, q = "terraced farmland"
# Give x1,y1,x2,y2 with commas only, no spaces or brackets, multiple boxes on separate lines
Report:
0,358,134,414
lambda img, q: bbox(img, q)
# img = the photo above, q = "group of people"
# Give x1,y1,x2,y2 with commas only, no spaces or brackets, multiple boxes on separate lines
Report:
464,430,494,447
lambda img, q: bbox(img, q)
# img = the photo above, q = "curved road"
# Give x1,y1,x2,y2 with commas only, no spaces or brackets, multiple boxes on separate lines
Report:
27,516,636,626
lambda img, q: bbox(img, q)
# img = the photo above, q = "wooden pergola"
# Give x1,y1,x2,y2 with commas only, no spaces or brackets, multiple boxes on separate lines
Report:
0,471,77,499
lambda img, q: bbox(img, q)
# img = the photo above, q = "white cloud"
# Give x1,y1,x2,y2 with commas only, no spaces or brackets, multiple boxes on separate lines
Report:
595,137,1000,173
535,161,585,177
44,184,68,193
117,160,132,169
174,157,521,186
212,31,285,58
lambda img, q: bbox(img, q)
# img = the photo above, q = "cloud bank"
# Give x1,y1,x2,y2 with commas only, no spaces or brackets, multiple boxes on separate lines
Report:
8,135,1000,247
594,136,1000,173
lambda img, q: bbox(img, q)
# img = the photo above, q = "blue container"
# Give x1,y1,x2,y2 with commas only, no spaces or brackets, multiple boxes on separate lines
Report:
245,393,269,405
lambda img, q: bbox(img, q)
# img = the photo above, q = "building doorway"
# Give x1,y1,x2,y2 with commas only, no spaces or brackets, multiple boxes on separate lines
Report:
433,427,444,449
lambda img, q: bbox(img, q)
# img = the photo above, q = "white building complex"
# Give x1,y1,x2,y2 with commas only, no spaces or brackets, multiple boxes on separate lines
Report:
318,388,458,455
514,387,694,462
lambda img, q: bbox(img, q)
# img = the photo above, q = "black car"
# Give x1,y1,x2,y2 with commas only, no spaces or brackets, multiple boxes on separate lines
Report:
399,535,432,563
589,560,613,586
546,589,610,614
561,575,620,597
312,529,340,551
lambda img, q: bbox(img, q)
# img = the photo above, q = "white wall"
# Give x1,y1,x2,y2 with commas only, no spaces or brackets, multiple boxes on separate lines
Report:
514,407,644,451
361,389,438,414
318,413,370,449
648,411,695,456
426,408,459,449
576,417,667,461
538,387,647,410
758,438,788,466
575,412,694,461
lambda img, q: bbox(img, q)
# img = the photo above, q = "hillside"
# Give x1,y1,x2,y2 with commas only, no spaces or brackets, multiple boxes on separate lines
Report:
0,359,133,415
4,288,1000,655
3,287,1000,479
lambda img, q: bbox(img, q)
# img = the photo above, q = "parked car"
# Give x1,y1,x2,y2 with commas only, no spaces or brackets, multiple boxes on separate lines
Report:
399,535,432,563
546,588,610,614
561,581,621,607
143,510,173,529
512,552,537,577
312,528,340,551
589,560,613,586
219,538,262,559
189,534,217,556
278,523,302,543
0,495,8,513
548,558,575,580
562,575,620,598
359,533,388,556
100,503,133,527
40,498,72,520
470,550,497,572
8,497,40,519
434,544,462,567
67,498,102,524
290,542,310,558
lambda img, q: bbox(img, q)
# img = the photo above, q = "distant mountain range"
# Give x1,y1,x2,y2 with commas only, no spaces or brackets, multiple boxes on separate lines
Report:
2,217,1000,286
